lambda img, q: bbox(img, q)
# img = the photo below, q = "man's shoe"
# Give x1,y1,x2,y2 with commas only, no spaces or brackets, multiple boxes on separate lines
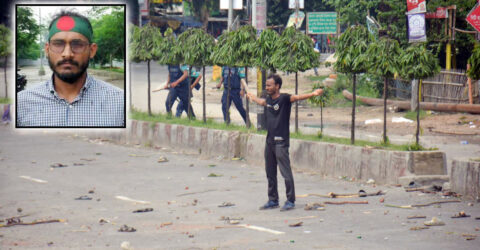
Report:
259,200,279,210
280,201,295,211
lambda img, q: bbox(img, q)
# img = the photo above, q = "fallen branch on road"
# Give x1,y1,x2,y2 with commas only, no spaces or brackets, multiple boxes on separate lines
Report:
0,219,64,228
297,190,384,199
324,201,369,205
385,200,461,209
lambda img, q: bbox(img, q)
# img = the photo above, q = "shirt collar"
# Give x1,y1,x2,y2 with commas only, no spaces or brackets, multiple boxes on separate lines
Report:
47,73,93,100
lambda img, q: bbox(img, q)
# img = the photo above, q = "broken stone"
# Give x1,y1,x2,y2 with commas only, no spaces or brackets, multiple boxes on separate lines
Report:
50,163,68,168
424,217,445,226
118,224,136,232
132,208,153,213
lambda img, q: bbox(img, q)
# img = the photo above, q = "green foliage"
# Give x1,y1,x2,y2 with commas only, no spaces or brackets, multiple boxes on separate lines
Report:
254,29,279,71
467,43,480,80
376,0,407,45
130,23,163,62
0,24,11,58
364,37,401,79
211,30,235,66
334,25,372,74
405,110,428,121
159,28,183,65
309,81,332,107
357,74,381,98
17,7,41,59
272,27,320,72
177,28,215,66
231,25,257,67
267,0,292,26
324,0,380,26
398,44,440,81
91,9,125,67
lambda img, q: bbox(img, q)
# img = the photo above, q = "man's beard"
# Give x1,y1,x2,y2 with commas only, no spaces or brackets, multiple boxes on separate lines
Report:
48,57,89,84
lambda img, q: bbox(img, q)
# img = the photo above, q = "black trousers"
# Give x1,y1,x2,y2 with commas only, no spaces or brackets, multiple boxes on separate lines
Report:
265,142,295,203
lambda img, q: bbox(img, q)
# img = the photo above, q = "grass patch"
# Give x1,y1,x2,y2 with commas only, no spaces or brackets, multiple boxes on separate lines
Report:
404,110,428,121
130,109,259,134
290,132,424,151
0,98,11,104
92,66,124,74
307,75,328,82
131,110,432,151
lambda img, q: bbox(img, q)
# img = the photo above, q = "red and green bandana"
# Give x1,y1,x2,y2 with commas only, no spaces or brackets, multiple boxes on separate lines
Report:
48,15,93,42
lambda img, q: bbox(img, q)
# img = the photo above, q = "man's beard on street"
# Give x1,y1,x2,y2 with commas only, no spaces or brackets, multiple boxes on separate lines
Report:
48,57,89,84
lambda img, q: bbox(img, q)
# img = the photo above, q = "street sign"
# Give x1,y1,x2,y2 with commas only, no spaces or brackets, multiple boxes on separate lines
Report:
286,11,305,29
466,4,480,33
426,7,448,19
406,0,426,14
306,12,337,34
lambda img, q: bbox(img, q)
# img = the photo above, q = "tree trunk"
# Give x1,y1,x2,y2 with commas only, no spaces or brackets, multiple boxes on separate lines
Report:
295,72,298,133
351,74,356,144
4,56,7,99
147,60,151,116
202,66,206,123
188,65,192,119
416,79,422,145
245,66,251,128
129,62,132,110
226,67,231,125
410,79,418,111
383,77,388,144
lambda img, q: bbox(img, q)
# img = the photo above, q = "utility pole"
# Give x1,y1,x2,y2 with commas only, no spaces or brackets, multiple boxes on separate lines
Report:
228,0,233,31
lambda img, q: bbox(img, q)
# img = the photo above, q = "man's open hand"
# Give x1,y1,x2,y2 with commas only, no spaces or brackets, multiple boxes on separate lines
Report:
313,88,323,96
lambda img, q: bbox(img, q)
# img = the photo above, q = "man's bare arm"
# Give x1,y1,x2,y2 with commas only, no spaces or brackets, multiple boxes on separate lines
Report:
171,70,189,88
246,92,267,106
290,89,323,102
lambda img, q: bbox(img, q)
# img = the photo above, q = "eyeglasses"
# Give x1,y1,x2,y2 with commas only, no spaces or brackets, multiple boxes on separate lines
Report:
49,40,90,54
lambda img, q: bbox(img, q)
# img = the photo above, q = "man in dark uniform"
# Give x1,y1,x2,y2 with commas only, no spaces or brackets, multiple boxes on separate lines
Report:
247,74,323,211
175,65,202,118
163,64,189,117
215,66,247,124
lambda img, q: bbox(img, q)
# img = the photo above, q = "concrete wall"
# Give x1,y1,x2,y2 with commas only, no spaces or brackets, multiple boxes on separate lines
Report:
451,159,480,200
92,120,446,185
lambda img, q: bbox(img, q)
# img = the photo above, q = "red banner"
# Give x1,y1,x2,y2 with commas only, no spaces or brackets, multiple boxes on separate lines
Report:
466,4,480,33
407,0,426,14
426,7,448,19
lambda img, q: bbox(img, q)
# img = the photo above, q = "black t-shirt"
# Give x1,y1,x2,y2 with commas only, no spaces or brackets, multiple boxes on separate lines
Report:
266,93,292,145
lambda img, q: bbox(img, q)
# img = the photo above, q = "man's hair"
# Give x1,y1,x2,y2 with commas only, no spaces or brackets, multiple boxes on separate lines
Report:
267,74,282,89
48,10,93,34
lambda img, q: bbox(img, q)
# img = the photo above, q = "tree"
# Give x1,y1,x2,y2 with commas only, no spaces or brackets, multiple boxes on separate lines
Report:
309,82,332,138
188,0,219,29
254,29,280,72
17,7,41,59
91,8,125,68
230,25,257,128
364,36,402,144
467,43,480,80
0,24,11,98
130,23,163,116
177,28,215,120
272,26,320,133
398,44,440,146
334,25,372,144
324,0,380,26
267,0,292,27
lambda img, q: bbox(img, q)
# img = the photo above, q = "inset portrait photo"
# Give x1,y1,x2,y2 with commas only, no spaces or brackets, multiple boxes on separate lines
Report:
15,4,126,128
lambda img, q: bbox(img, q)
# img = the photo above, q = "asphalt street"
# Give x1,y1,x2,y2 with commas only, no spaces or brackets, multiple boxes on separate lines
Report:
1,126,479,249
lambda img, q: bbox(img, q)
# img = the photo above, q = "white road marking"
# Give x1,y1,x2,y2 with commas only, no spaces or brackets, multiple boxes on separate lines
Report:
115,195,151,204
19,175,48,183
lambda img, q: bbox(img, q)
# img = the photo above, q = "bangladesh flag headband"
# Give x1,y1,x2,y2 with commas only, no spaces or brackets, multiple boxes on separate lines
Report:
48,15,93,42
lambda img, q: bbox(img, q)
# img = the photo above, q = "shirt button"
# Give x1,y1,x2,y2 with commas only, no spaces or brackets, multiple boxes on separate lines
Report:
69,105,73,109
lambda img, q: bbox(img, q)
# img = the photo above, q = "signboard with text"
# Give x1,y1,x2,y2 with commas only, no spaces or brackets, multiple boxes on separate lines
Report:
408,13,427,42
220,0,243,10
307,12,337,34
466,4,480,33
289,0,304,9
407,0,426,14
287,11,305,28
